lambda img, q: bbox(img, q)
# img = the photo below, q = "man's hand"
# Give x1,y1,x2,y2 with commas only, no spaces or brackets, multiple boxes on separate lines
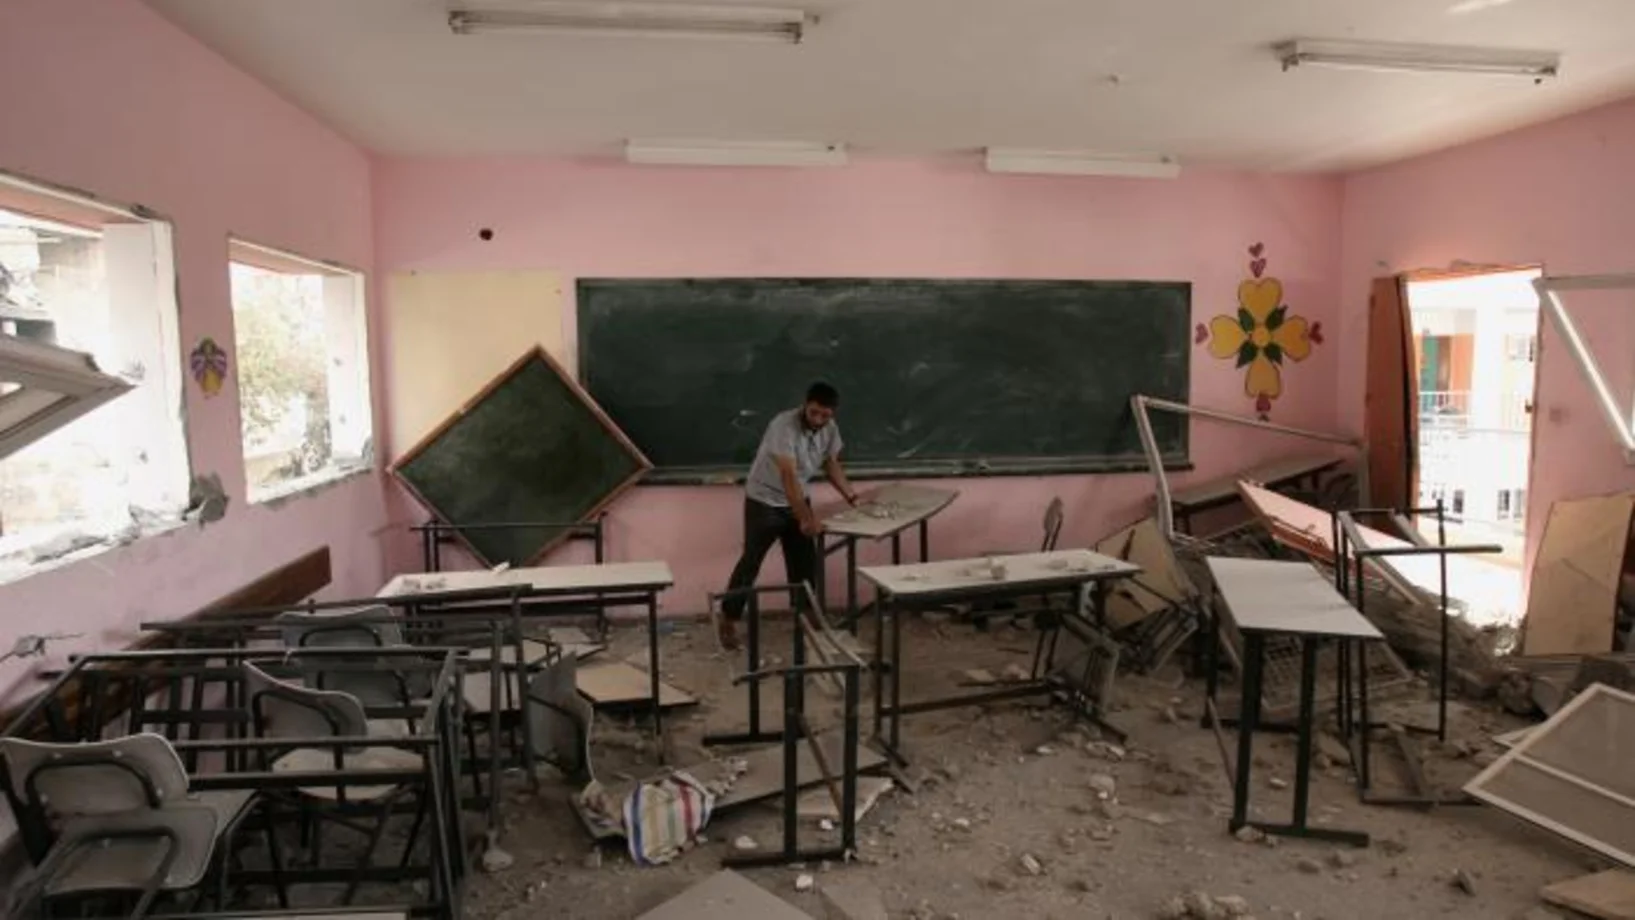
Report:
800,514,823,537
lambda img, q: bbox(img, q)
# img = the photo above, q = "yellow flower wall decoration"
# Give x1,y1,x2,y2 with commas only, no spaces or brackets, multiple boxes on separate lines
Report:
1199,244,1321,418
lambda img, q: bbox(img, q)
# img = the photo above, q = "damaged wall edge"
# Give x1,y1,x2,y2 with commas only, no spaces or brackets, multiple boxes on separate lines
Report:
1130,394,1367,540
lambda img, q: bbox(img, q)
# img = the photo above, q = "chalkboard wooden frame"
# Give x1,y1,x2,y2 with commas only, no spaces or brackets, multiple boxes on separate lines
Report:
389,347,651,567
578,277,1192,484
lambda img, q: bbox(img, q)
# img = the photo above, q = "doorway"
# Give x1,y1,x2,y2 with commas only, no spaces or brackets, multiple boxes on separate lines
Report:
1404,267,1540,572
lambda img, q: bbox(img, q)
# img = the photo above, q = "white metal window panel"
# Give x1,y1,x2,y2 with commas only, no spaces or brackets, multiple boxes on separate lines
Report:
1534,274,1635,464
0,334,133,461
1465,683,1635,867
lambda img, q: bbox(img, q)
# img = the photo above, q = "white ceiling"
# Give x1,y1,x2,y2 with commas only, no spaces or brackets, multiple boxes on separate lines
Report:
145,0,1635,171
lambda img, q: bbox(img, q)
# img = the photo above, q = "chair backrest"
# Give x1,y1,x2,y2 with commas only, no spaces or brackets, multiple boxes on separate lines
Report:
276,604,405,649
0,733,189,822
275,606,416,705
1041,497,1065,552
240,661,369,743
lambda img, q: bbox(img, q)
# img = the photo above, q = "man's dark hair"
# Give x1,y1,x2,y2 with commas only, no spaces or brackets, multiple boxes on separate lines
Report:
805,381,839,409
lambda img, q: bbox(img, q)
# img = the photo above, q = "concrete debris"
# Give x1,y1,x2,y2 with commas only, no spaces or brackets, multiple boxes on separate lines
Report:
1035,745,1056,756
1233,826,1266,844
1452,869,1477,896
951,817,972,832
582,849,603,869
1378,838,1408,856
480,846,515,873
1267,777,1289,790
1327,850,1357,869
1086,741,1127,761
1088,774,1118,799
1296,857,1323,875
820,819,836,832
733,836,760,852
1002,663,1032,682
1160,891,1253,919
963,668,997,685
984,873,1017,892
1019,853,1044,876
1496,670,1536,716
1317,733,1352,765
795,873,816,892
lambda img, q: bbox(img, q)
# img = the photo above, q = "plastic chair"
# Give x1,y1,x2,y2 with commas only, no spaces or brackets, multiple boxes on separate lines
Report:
0,732,256,919
240,662,425,905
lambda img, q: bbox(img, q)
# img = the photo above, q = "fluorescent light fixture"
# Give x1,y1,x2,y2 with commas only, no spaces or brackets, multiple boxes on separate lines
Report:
1276,39,1559,79
624,139,847,168
983,149,1180,179
448,3,812,43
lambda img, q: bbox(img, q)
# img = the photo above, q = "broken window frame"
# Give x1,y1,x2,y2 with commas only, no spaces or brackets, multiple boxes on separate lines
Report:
1534,273,1635,465
0,335,134,461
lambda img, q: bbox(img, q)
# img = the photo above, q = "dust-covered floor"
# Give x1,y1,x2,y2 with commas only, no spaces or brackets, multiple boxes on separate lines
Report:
462,615,1597,920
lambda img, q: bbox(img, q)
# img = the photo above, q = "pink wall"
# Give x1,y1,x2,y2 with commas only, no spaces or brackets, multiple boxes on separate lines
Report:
0,0,393,701
374,157,1345,613
1341,95,1635,577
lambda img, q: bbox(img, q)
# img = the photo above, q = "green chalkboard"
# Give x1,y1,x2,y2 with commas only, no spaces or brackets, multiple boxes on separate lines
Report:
578,279,1190,482
391,348,650,567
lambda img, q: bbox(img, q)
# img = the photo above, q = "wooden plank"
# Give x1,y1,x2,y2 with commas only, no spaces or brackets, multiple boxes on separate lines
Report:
796,776,893,822
859,549,1138,599
637,870,813,920
1520,493,1635,656
1542,870,1635,920
1,547,332,736
1206,557,1383,639
1093,516,1195,630
576,659,695,709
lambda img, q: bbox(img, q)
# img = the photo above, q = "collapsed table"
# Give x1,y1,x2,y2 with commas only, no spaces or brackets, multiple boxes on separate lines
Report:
859,548,1141,764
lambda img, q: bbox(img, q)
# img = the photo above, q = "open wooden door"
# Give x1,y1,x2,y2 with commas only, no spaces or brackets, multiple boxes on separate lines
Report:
1365,276,1418,510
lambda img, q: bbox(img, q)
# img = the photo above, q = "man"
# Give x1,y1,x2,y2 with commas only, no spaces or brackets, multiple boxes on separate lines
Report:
719,381,857,650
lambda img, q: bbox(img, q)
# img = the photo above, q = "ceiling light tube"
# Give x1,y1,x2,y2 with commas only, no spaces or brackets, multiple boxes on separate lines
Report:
625,140,847,168
1276,39,1559,80
448,4,811,44
983,149,1180,179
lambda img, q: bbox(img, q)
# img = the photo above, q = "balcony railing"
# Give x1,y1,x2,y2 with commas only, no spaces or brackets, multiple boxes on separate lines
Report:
1419,390,1531,433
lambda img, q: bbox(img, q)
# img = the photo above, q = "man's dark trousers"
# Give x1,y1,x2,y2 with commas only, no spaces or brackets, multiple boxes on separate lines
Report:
723,498,816,620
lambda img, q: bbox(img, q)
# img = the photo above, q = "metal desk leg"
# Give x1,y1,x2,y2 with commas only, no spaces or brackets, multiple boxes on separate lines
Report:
846,538,858,628
890,596,905,761
647,592,665,761
1358,639,1371,791
1229,632,1265,833
918,519,930,562
1291,637,1320,829
815,534,829,612
872,596,886,741
891,533,902,565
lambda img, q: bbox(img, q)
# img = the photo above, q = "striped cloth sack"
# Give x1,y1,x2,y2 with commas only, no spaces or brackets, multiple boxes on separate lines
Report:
623,770,715,866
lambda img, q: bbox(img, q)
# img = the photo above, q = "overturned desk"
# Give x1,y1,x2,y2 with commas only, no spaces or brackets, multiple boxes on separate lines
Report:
860,548,1141,764
818,484,958,627
378,561,676,749
1205,556,1380,846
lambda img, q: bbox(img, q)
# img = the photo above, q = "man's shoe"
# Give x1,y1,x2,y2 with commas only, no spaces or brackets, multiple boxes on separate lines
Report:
717,618,741,652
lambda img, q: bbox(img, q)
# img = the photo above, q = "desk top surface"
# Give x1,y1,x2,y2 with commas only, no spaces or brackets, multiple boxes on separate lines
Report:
820,483,959,539
860,548,1139,598
378,561,674,598
1206,556,1382,639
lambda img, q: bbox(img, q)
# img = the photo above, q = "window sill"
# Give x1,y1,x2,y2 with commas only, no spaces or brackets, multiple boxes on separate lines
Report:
0,517,190,590
250,464,374,507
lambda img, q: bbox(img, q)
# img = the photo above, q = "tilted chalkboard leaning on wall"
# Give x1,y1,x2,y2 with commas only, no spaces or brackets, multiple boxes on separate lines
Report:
578,278,1191,484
